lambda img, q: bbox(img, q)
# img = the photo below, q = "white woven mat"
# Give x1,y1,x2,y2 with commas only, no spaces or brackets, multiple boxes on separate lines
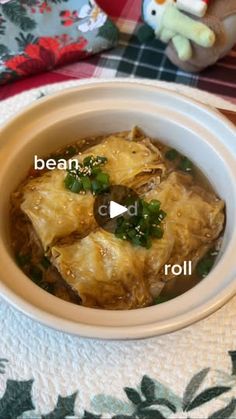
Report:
0,79,236,419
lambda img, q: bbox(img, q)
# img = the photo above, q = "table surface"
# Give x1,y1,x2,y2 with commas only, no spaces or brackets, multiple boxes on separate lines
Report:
0,0,235,103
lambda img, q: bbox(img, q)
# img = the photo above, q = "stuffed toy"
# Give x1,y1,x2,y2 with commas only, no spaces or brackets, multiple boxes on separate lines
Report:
139,0,236,72
176,0,210,17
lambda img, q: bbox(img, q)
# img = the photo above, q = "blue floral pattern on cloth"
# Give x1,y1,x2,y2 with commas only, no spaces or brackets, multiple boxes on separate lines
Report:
0,352,236,418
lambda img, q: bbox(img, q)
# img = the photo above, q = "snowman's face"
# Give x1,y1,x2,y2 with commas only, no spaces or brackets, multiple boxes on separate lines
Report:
143,0,174,31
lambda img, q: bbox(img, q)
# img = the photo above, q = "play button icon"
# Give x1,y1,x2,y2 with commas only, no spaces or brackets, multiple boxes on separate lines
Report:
109,201,128,219
93,185,139,233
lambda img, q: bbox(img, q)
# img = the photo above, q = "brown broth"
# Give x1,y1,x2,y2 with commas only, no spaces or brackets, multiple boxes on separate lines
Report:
10,131,225,307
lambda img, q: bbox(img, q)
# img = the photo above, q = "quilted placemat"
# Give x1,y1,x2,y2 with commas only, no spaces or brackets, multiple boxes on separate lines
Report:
0,79,236,419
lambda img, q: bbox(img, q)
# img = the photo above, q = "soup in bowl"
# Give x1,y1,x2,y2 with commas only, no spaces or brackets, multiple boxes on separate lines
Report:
10,128,225,310
0,81,235,338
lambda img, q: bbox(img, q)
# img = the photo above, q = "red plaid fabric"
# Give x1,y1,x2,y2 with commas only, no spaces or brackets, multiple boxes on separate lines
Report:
0,0,235,103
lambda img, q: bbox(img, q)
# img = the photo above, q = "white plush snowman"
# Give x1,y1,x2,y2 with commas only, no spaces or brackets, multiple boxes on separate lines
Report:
142,0,173,34
141,0,215,60
139,0,236,72
176,0,209,17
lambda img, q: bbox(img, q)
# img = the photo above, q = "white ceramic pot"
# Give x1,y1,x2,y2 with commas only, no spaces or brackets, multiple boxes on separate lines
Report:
0,81,235,339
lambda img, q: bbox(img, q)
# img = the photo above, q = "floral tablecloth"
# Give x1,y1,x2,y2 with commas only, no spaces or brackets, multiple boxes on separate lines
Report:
0,78,236,419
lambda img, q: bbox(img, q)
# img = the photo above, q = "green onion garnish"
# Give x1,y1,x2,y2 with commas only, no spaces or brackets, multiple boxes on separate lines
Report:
64,155,110,195
81,176,91,191
30,265,54,293
178,156,194,173
154,295,170,305
115,198,166,249
70,179,82,193
64,173,76,189
40,256,51,270
64,146,77,159
30,266,43,282
196,248,218,278
165,149,194,173
151,226,164,239
165,149,179,161
196,253,215,278
16,253,31,267
96,172,110,185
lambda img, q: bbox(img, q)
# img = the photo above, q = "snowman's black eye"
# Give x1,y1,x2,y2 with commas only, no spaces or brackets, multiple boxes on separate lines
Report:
151,10,156,15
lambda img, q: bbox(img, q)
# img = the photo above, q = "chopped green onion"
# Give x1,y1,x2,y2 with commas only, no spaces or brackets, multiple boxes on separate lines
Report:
115,231,127,240
64,155,109,195
16,253,31,267
91,179,102,193
29,265,54,293
83,155,94,167
144,236,152,249
165,149,179,161
96,172,110,185
91,167,101,176
127,229,137,239
149,199,161,214
115,198,166,249
196,247,218,278
132,236,143,247
196,257,215,278
178,156,194,173
70,179,82,193
81,176,91,191
139,218,149,230
40,256,51,270
30,266,43,282
151,226,164,239
64,146,77,158
64,173,75,189
158,210,167,221
117,216,125,227
154,295,170,304
96,156,107,165
70,161,78,171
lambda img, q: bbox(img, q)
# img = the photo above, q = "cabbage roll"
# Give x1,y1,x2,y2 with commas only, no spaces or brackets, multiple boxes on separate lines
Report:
145,172,225,283
21,134,163,250
21,170,95,251
78,134,164,186
51,172,225,309
51,228,173,309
